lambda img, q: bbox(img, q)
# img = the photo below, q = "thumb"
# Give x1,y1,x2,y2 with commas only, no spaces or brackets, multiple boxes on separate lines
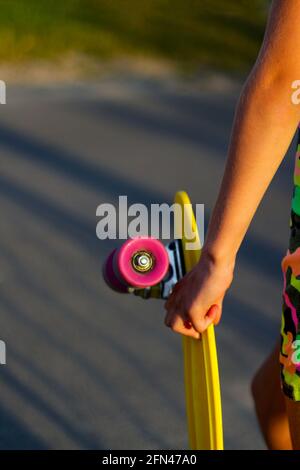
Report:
211,298,223,326
206,303,219,323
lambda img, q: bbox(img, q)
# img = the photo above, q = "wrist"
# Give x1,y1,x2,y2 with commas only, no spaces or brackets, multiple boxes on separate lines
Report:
200,245,236,277
196,249,235,291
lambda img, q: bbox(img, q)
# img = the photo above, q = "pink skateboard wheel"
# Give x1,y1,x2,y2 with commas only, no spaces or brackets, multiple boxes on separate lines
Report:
114,237,169,288
103,249,129,293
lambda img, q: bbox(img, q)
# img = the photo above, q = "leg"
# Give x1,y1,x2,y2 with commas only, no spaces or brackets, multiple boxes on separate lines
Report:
285,398,300,449
251,341,292,450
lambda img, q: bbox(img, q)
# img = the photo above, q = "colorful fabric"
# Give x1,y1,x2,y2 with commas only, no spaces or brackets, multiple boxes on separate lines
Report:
280,133,300,401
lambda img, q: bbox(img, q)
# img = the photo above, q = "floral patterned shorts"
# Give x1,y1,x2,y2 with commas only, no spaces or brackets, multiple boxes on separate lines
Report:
280,133,300,401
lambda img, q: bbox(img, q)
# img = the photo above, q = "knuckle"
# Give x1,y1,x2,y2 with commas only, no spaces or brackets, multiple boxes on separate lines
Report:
193,319,206,333
172,323,182,334
171,318,183,334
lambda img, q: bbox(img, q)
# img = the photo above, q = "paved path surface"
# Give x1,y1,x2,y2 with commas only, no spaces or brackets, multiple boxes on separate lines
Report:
0,75,296,449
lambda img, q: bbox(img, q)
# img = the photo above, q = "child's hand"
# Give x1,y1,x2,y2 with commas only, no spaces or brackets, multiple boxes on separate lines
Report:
164,251,235,339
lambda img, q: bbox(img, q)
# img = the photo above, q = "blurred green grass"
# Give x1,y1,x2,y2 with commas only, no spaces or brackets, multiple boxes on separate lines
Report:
0,0,269,72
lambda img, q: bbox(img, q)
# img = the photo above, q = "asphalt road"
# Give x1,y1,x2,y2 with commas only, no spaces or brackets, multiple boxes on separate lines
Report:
0,74,296,449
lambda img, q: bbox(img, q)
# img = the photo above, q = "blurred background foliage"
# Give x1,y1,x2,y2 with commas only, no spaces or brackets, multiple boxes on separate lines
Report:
0,0,269,73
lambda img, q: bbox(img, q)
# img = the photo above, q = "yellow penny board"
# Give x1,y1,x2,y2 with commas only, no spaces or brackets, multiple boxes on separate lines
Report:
174,191,223,450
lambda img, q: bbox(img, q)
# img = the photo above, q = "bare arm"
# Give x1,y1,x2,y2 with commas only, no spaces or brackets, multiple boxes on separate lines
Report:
165,0,300,338
203,0,300,264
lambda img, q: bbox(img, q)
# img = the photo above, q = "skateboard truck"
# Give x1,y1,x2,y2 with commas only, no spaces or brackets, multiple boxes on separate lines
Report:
130,239,185,299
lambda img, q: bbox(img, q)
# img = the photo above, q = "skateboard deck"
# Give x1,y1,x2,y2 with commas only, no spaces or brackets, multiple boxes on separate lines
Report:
102,190,223,450
174,191,223,450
